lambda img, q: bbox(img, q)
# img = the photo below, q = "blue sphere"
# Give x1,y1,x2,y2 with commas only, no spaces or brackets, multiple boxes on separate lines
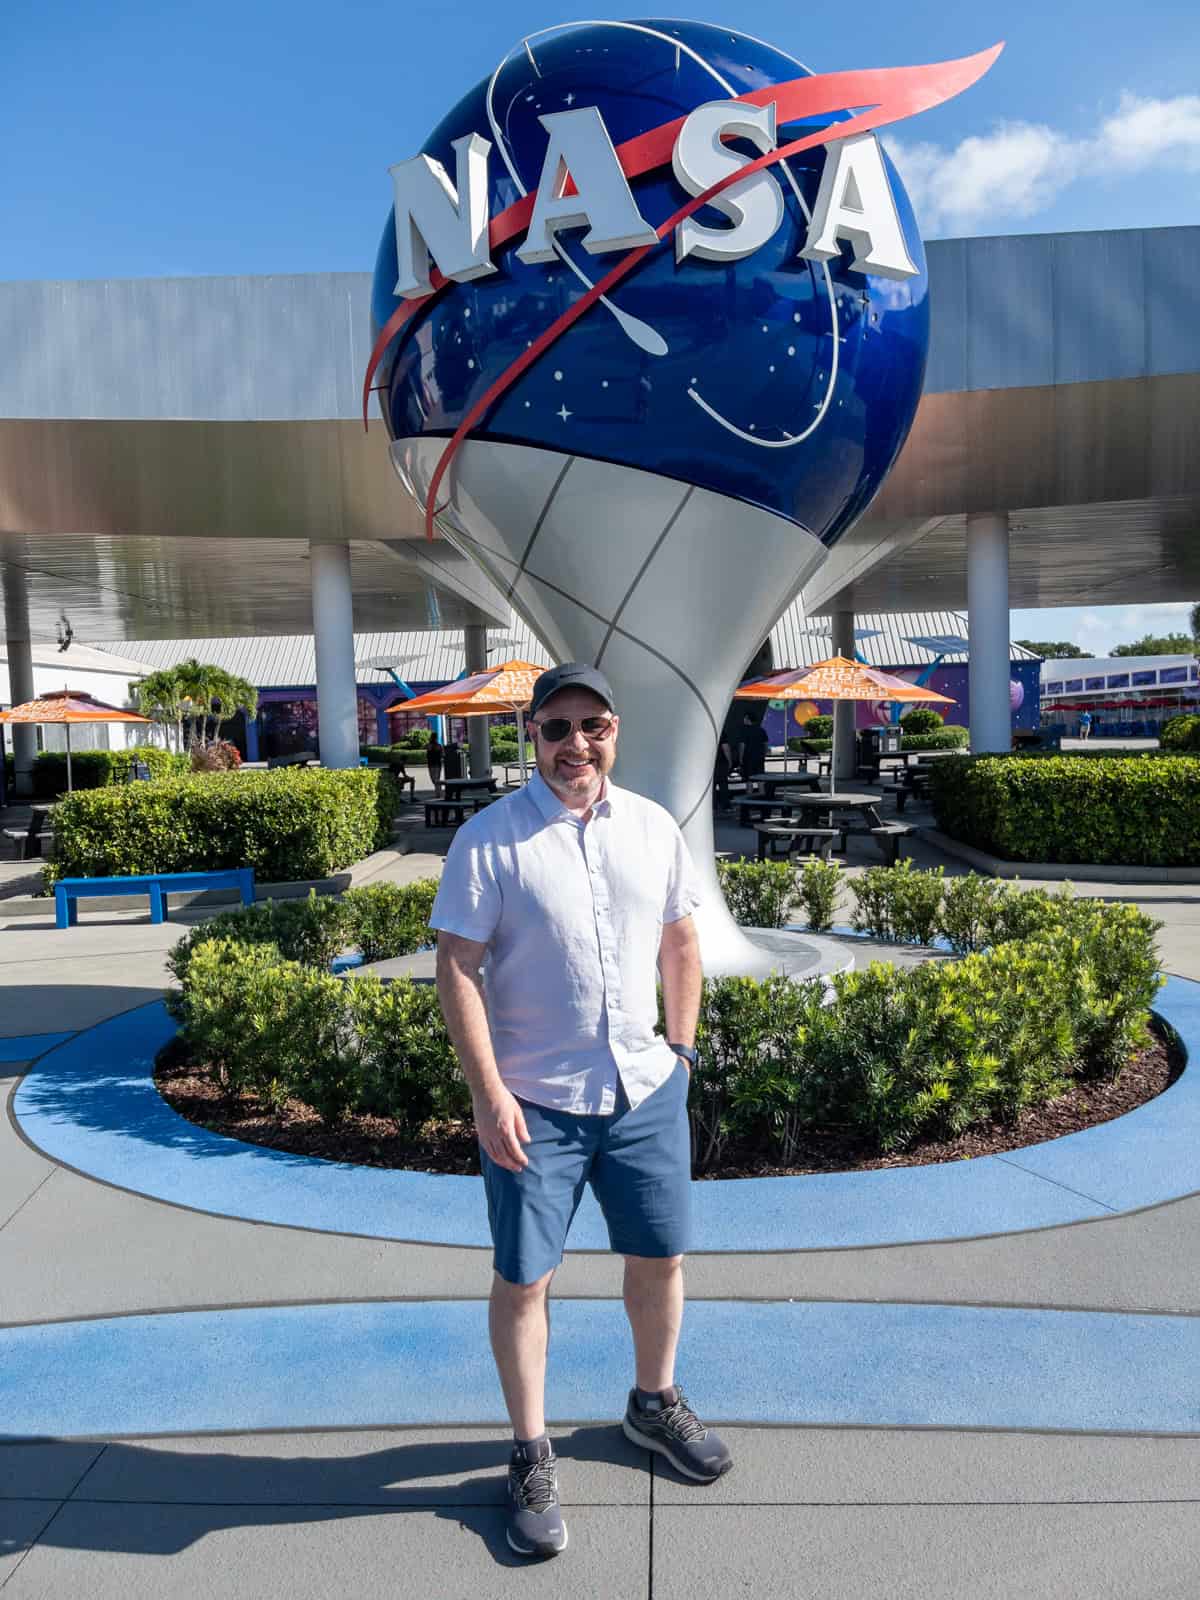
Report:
371,19,929,548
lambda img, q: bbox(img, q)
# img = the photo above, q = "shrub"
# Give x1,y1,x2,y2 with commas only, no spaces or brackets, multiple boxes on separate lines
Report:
716,859,797,928
1160,714,1200,753
31,743,187,798
46,767,397,886
683,889,1161,1165
899,707,944,735
850,860,944,944
804,715,833,738
794,857,841,932
353,976,469,1131
901,728,969,752
927,753,1200,865
938,873,1008,954
171,938,466,1135
166,893,350,996
341,880,438,962
394,729,432,749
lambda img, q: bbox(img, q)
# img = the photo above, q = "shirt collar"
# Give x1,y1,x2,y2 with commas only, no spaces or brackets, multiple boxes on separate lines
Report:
527,769,615,823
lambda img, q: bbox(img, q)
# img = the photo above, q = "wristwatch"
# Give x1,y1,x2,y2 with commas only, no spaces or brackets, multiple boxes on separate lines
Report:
668,1042,697,1068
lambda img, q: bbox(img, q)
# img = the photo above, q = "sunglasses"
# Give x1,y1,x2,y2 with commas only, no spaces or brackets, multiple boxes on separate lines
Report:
533,714,616,742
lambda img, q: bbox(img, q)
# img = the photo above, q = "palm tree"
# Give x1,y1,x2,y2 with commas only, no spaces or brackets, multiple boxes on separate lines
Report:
130,667,187,752
210,670,258,745
174,658,220,748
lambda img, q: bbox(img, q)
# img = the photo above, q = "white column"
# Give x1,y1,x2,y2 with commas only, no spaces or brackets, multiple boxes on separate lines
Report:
831,609,857,783
2,567,37,797
966,512,1011,753
463,619,492,779
310,541,360,769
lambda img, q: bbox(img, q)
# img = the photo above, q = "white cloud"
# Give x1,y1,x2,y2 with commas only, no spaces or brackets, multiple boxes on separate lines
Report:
1014,602,1195,659
884,91,1200,234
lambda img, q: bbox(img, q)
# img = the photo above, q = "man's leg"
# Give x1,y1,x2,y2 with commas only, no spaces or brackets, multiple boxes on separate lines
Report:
623,1253,683,1393
489,1267,554,1441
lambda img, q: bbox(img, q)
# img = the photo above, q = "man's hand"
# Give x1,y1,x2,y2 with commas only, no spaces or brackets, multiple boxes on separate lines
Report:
473,1085,531,1172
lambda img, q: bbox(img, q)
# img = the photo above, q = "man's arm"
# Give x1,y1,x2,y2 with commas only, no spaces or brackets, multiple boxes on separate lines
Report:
659,913,702,1063
435,931,530,1171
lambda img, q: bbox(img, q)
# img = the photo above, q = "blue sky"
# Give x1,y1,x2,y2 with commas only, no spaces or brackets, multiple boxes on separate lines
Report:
4,0,1198,649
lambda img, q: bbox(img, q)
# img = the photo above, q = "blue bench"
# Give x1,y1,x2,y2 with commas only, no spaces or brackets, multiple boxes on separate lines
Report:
55,868,255,929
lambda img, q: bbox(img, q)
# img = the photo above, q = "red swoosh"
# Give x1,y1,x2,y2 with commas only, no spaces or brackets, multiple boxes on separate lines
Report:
359,43,1003,539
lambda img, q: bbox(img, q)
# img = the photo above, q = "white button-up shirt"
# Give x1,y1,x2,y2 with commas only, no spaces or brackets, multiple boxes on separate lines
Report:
430,771,702,1114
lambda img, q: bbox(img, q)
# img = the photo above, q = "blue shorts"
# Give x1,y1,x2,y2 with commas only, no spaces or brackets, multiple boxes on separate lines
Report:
481,1063,692,1285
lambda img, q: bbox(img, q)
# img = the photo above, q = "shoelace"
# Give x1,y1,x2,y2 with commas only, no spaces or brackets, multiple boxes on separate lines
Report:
653,1393,707,1442
512,1454,558,1513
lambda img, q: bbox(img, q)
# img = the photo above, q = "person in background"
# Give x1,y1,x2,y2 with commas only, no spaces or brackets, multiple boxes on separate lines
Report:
736,711,769,779
425,727,444,792
1079,710,1093,741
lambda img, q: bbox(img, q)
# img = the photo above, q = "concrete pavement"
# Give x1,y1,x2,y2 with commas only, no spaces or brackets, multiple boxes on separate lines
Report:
2,831,1200,1597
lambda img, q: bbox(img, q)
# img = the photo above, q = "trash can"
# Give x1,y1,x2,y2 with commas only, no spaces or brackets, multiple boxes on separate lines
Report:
442,742,464,782
860,725,903,758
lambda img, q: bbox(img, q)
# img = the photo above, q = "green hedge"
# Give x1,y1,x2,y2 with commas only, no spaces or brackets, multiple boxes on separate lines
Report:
31,744,187,798
927,752,1200,865
166,879,439,992
46,767,398,886
167,872,1160,1161
900,728,969,752
687,895,1159,1164
1160,714,1200,753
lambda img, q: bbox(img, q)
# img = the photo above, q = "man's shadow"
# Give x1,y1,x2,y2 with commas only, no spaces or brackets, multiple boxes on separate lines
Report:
1,1424,657,1568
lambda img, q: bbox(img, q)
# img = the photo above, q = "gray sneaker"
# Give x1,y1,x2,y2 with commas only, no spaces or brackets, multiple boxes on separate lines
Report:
622,1386,733,1482
506,1438,568,1558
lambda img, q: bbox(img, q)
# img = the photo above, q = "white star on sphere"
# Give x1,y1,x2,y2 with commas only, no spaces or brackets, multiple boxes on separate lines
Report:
564,92,575,104
557,404,572,421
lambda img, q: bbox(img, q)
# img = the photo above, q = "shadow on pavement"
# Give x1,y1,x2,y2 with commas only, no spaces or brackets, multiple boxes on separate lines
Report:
0,1425,649,1565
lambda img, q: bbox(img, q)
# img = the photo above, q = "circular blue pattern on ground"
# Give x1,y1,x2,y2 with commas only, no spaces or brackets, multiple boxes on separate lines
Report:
8,978,1198,1252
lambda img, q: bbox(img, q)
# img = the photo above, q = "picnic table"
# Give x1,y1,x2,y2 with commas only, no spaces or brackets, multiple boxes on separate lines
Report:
742,771,821,800
780,790,914,863
442,776,500,798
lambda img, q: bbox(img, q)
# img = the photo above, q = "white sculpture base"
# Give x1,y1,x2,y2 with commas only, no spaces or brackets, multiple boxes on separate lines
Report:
394,436,838,982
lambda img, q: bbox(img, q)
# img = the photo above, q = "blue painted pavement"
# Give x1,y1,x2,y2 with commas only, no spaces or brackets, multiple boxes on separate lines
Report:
3,1299,1199,1439
0,1031,76,1063
9,979,1197,1252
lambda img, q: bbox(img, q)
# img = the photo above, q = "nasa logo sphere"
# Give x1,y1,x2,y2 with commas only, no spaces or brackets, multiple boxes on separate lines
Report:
371,19,933,546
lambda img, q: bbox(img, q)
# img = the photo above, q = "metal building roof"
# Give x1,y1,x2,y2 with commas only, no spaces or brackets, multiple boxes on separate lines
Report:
97,604,1032,689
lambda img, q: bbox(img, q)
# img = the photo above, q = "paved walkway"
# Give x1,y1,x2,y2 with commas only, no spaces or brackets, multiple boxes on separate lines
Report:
2,830,1200,1596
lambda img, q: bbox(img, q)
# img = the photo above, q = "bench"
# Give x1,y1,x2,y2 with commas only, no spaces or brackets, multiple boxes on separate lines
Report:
879,782,909,813
267,751,317,769
54,867,255,929
868,824,915,865
754,824,840,862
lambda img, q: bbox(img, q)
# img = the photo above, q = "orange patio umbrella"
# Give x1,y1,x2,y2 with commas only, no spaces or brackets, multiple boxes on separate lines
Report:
396,659,546,781
736,656,956,794
0,689,150,792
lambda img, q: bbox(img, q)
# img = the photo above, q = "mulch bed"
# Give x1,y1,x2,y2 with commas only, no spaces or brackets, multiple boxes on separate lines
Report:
154,1026,1182,1180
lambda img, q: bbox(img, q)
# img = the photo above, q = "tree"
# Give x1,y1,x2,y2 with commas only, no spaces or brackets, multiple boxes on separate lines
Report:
130,667,187,752
210,670,258,744
1014,640,1086,659
173,659,220,748
1110,633,1197,658
1190,602,1200,641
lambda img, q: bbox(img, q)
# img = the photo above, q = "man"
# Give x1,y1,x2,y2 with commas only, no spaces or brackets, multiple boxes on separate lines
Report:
736,711,770,779
432,662,732,1560
1079,709,1093,741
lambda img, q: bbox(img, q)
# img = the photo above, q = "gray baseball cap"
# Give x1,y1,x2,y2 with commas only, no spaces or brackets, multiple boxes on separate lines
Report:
529,662,616,718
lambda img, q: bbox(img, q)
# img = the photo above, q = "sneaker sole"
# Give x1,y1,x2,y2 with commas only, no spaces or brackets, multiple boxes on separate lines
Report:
621,1415,733,1482
506,1525,568,1559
